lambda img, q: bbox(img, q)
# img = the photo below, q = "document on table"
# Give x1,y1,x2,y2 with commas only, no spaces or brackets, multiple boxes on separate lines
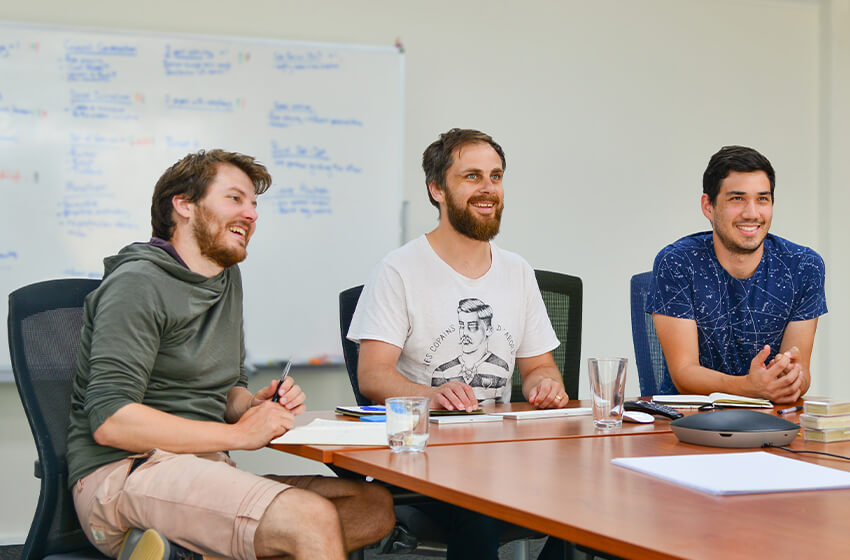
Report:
612,451,850,495
271,418,387,446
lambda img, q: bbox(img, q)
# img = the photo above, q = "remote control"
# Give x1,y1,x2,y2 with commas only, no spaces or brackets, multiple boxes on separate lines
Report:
624,400,684,420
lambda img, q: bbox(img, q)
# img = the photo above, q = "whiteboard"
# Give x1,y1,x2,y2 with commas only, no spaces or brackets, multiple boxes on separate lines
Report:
0,22,404,375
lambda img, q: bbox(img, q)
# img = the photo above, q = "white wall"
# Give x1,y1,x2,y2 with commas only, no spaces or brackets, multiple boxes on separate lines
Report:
1,0,847,543
820,0,850,400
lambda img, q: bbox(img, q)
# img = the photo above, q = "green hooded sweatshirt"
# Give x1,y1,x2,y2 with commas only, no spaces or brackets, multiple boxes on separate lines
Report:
66,243,248,487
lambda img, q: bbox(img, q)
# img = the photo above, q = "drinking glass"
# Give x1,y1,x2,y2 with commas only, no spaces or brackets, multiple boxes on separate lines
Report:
386,396,430,452
588,358,628,429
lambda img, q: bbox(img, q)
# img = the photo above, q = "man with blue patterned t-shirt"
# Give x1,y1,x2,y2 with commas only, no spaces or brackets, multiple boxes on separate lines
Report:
647,145,827,403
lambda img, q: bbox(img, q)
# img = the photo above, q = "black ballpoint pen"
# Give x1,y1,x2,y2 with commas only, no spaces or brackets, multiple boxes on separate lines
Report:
271,358,293,403
777,405,803,415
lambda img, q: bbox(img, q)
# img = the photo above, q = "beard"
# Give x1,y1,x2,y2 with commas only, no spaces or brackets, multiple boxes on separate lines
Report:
713,221,766,255
445,187,503,242
193,203,248,269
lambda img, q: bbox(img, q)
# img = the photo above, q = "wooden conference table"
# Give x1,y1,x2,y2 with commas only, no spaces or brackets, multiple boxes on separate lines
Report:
271,402,850,559
270,401,669,463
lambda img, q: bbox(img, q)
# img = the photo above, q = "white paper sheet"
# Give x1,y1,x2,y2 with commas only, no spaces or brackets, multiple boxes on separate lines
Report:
612,451,850,495
271,418,387,446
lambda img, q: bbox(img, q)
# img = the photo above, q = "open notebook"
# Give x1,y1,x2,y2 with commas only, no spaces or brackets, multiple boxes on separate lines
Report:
653,392,772,409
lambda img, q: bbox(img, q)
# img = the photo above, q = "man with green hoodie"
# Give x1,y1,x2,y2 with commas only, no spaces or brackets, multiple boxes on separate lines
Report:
66,150,394,560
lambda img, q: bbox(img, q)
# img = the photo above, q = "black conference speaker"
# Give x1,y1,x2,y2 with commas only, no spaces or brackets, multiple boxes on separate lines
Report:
670,409,799,448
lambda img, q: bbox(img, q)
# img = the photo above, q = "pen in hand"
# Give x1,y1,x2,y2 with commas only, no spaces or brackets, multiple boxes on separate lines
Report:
271,358,294,403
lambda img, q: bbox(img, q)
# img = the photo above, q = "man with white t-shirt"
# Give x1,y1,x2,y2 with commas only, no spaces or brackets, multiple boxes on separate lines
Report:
347,128,567,560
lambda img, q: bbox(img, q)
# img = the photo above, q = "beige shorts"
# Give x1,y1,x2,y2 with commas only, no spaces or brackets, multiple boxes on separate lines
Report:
72,449,319,560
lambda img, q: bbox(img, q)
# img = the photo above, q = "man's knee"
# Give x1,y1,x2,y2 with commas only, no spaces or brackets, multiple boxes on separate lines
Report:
283,489,342,535
257,489,343,556
367,482,395,537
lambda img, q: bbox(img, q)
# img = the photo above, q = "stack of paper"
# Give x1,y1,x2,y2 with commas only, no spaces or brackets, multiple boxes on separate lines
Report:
271,418,387,446
612,452,850,495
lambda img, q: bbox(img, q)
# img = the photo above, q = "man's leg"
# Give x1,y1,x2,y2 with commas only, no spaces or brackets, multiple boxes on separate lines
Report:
537,536,568,560
412,502,505,560
73,450,342,560
264,475,395,553
252,487,347,559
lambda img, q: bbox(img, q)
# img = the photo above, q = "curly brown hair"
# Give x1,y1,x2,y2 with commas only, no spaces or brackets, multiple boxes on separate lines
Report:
151,149,271,240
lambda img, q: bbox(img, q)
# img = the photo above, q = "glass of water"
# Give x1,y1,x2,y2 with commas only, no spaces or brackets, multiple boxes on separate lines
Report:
386,396,430,453
588,358,628,429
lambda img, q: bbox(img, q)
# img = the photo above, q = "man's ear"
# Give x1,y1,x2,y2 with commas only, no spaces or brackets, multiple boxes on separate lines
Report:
700,193,714,222
428,181,445,204
172,195,193,220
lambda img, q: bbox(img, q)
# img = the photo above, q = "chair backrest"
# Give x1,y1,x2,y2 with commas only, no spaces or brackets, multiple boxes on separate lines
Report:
510,270,582,402
338,285,373,405
8,278,105,559
629,272,678,396
338,269,582,405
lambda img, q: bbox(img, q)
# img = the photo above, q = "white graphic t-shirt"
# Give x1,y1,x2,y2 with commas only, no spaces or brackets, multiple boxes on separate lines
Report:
347,235,559,403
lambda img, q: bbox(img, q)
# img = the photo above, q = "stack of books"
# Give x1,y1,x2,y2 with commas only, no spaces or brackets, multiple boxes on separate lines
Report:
800,398,850,442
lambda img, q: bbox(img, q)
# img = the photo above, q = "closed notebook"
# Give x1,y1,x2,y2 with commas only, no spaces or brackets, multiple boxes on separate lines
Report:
335,405,484,418
803,398,850,417
653,393,772,409
429,415,503,424
491,407,592,420
800,413,850,430
802,426,850,443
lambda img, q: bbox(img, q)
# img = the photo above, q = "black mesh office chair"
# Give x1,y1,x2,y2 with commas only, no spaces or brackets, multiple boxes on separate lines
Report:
338,285,371,405
629,272,678,396
8,278,107,560
510,270,582,402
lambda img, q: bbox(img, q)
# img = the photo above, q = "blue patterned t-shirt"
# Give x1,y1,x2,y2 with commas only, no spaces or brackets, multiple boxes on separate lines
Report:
646,232,827,378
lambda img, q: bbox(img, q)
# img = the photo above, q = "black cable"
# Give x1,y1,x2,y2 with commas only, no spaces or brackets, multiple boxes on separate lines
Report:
763,443,850,461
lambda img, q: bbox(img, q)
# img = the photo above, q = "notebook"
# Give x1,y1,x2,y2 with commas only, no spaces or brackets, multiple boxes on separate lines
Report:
490,407,592,420
652,393,772,409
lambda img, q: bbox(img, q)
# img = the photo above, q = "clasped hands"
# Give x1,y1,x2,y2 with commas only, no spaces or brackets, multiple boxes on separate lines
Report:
748,345,804,404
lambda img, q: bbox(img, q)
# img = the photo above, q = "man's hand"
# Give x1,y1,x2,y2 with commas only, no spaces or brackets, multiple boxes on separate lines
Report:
746,345,803,404
429,381,479,412
527,377,568,409
232,400,296,450
769,346,800,378
253,376,306,415
517,352,565,409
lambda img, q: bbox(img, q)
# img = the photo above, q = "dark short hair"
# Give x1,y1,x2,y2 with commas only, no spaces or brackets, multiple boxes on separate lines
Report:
703,145,775,204
422,128,506,209
151,149,271,240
